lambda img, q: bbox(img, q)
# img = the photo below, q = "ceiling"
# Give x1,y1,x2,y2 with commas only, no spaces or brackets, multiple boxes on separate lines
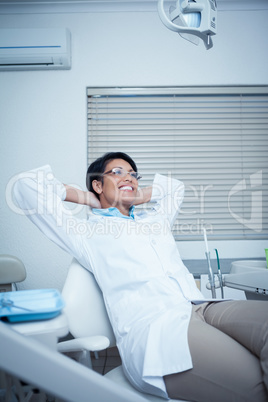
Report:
0,0,267,12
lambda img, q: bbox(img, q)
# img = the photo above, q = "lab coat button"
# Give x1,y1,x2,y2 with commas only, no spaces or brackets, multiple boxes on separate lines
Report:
151,239,156,245
46,173,54,181
181,315,188,320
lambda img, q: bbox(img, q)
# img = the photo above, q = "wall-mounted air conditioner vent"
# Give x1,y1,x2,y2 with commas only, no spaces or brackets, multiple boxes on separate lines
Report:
0,28,71,71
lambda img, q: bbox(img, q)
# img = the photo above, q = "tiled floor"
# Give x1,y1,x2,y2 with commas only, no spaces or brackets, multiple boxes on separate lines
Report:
91,346,122,375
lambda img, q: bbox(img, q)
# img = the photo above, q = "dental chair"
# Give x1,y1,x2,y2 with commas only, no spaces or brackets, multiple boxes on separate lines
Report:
0,256,145,402
0,254,26,292
58,259,185,402
0,321,147,402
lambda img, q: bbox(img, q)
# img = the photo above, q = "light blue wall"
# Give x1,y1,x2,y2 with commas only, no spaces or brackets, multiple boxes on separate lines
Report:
0,3,268,290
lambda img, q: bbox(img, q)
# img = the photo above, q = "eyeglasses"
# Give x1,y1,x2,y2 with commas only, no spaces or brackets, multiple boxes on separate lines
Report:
102,167,142,180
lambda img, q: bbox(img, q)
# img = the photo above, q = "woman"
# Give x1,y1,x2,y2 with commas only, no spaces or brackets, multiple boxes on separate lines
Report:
13,152,268,401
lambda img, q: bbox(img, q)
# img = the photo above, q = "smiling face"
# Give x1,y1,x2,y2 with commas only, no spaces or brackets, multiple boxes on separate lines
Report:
92,158,139,216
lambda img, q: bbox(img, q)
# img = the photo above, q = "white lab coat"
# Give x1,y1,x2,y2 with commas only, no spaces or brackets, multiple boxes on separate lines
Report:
13,165,205,399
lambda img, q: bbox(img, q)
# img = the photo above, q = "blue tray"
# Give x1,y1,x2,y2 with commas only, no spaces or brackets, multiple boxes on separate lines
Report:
0,289,65,323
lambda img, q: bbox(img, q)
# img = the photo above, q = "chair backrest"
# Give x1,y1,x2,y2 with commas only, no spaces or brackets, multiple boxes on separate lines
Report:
62,258,116,347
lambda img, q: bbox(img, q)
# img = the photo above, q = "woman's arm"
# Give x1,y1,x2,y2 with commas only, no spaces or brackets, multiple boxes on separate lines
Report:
64,185,101,209
149,174,185,227
12,165,94,270
133,186,152,206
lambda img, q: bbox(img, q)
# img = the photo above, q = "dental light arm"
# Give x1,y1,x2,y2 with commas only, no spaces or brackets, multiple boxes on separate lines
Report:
158,0,217,49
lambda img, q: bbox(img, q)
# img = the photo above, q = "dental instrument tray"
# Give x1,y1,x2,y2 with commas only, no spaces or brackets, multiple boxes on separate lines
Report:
0,289,65,323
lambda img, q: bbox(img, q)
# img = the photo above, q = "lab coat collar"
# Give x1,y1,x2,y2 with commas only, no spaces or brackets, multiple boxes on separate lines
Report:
92,205,135,220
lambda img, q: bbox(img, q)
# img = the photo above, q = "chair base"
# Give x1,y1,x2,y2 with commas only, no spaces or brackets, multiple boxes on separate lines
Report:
105,366,184,401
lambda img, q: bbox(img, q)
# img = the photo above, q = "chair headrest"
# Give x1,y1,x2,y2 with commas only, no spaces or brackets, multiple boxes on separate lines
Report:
0,254,26,284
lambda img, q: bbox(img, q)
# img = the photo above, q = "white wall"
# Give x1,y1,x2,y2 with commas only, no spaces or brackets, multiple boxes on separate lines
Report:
1,3,268,290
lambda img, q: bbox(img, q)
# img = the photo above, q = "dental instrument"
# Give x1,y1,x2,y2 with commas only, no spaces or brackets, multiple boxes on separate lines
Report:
0,298,32,312
203,228,216,298
215,248,224,299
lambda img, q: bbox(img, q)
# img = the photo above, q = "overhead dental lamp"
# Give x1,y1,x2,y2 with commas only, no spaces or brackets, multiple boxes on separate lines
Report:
158,0,217,49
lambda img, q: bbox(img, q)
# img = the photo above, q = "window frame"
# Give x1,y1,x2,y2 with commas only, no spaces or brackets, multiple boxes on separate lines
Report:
87,86,268,241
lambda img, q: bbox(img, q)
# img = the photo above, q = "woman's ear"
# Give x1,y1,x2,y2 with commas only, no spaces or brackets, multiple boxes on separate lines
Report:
92,179,103,195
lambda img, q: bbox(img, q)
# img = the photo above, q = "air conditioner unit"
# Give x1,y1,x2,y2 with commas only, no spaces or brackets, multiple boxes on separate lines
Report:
0,28,71,71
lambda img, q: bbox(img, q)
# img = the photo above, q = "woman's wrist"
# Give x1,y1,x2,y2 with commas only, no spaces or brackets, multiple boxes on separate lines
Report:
134,186,152,206
84,191,101,208
64,185,101,208
64,185,84,204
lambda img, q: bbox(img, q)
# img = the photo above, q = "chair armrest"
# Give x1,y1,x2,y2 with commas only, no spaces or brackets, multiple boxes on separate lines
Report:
57,336,110,353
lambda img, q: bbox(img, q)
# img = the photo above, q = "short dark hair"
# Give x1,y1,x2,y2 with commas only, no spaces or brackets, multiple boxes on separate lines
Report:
86,152,138,197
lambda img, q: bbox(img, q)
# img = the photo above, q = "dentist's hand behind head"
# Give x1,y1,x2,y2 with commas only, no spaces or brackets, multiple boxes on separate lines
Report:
64,185,101,209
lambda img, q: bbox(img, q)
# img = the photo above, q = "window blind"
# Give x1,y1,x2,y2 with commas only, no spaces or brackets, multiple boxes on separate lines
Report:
87,87,268,240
